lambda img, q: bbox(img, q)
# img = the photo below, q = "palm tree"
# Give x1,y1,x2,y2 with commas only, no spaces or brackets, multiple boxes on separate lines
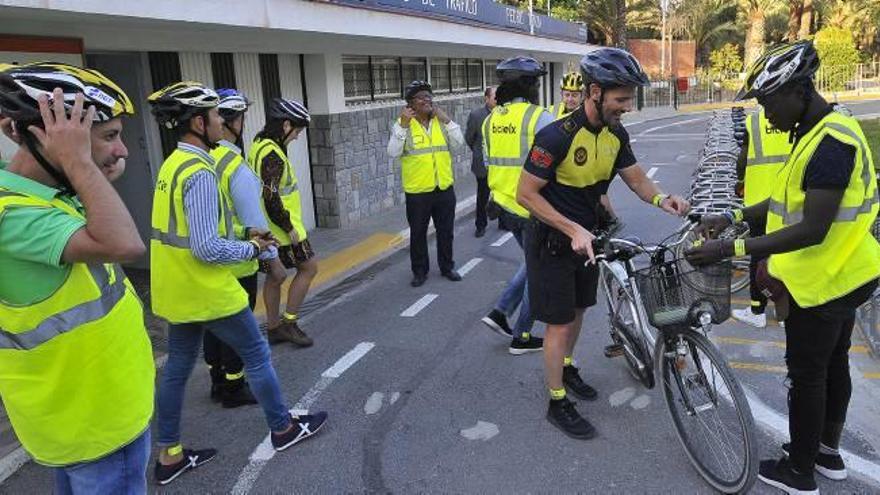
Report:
787,0,803,41
581,0,658,46
740,0,776,66
669,0,738,66
798,0,815,39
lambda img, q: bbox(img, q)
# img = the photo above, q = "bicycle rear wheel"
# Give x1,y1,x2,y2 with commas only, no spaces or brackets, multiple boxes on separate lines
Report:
655,330,758,494
600,265,654,388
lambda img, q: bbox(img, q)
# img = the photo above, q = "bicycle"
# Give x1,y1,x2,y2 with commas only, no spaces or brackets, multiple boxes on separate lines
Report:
596,218,758,494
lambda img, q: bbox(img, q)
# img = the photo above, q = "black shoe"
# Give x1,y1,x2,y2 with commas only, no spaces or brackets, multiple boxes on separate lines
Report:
410,274,427,287
210,383,223,402
563,365,598,400
546,397,596,440
154,448,217,486
783,442,847,480
271,412,328,452
441,270,462,282
758,457,818,494
481,309,513,338
509,336,543,355
221,380,258,409
475,226,486,238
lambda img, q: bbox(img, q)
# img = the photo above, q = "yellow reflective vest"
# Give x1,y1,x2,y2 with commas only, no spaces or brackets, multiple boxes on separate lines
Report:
766,111,880,307
549,102,571,120
745,108,792,206
249,137,307,245
151,146,249,323
483,101,543,218
211,143,259,278
0,190,154,466
398,116,454,194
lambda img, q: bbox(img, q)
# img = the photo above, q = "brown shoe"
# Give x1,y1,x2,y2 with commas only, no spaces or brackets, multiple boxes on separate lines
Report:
267,321,313,347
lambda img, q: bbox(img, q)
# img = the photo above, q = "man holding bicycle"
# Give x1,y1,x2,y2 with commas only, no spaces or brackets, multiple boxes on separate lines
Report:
688,41,880,494
517,48,689,439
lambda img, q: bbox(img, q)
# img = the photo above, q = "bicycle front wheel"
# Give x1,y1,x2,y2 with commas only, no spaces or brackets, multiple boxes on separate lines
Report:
655,330,758,494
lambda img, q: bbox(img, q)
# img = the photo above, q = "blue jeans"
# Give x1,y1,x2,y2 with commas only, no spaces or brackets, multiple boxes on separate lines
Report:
494,212,535,336
156,308,291,446
53,429,150,495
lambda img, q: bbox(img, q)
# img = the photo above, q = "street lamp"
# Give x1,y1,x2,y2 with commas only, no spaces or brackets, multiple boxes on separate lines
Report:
660,0,670,78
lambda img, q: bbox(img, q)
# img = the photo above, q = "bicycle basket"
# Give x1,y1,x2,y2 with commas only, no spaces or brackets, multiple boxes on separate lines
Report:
634,259,731,329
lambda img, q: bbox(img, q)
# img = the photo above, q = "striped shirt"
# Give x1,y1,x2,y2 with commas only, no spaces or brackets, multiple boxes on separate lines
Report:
178,142,257,264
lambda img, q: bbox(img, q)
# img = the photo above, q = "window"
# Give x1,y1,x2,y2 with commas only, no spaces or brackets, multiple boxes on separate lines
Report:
401,57,427,87
484,60,500,87
430,58,451,93
343,55,371,100
451,59,467,91
371,57,401,99
468,59,483,91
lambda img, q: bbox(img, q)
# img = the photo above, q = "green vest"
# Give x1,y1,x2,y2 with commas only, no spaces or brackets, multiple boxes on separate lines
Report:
0,190,154,466
211,143,259,278
745,108,792,206
766,111,880,307
398,116,454,194
248,138,307,244
150,147,249,323
549,102,570,120
483,101,543,218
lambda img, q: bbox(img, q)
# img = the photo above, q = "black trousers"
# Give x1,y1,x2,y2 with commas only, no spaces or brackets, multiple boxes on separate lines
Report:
785,280,876,471
748,224,768,314
475,176,489,230
405,187,456,276
204,273,258,383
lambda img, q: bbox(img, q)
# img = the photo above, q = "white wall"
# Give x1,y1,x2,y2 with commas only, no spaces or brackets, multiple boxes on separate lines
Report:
178,52,214,87
277,54,315,232
232,52,265,154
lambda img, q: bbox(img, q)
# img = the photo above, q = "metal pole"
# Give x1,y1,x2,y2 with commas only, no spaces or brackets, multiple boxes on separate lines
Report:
529,0,534,35
547,0,551,16
660,0,667,79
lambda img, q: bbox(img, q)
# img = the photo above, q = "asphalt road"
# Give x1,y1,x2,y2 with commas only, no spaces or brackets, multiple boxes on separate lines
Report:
5,102,880,494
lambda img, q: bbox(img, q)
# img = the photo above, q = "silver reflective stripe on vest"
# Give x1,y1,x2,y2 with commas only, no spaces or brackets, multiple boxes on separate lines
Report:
215,149,237,179
748,114,788,167
280,182,299,195
151,158,204,249
485,105,539,167
770,120,878,226
0,264,127,350
402,120,449,157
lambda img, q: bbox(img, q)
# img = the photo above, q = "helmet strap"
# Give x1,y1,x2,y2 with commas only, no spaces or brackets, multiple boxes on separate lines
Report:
22,131,75,194
790,80,814,142
223,121,243,148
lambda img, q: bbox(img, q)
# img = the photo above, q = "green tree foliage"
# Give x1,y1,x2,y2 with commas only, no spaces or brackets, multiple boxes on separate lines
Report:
814,26,859,91
709,43,743,76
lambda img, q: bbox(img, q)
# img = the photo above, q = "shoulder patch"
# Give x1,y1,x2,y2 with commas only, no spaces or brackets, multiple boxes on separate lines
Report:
562,116,578,134
529,146,555,168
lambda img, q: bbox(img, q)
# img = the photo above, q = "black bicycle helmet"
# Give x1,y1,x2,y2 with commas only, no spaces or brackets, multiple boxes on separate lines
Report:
267,97,310,127
496,56,547,83
580,48,650,88
404,80,432,101
736,41,819,101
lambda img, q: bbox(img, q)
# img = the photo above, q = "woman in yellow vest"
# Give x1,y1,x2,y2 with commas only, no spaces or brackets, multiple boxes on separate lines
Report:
148,82,327,485
250,98,317,347
387,80,466,287
0,63,154,493
688,41,880,493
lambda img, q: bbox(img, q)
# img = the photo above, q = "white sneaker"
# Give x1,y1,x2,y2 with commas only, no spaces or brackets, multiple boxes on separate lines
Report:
732,308,767,328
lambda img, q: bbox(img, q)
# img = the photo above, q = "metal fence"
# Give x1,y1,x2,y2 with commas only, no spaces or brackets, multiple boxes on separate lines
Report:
637,63,880,110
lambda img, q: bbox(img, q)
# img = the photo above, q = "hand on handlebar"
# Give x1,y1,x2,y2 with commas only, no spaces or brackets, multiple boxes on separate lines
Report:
571,224,596,264
693,214,732,240
684,238,732,266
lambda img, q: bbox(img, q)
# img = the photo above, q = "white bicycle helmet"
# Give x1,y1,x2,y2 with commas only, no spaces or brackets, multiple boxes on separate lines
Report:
148,81,219,129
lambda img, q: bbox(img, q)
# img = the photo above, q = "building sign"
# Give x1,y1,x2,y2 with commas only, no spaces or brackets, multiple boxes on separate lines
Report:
316,0,588,43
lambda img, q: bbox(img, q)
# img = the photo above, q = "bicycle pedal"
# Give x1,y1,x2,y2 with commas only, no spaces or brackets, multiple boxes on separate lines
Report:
604,344,625,358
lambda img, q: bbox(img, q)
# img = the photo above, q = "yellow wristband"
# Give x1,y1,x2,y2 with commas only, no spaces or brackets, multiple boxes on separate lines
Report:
732,209,744,222
734,239,747,257
652,194,668,207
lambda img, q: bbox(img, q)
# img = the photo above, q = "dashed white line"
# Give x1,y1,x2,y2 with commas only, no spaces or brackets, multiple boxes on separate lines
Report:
491,232,514,247
458,257,483,277
400,294,439,317
640,116,708,135
231,342,375,495
646,167,658,179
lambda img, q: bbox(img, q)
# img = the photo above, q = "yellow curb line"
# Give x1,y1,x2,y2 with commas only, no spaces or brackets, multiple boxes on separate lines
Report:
729,361,880,379
253,232,404,318
714,336,869,355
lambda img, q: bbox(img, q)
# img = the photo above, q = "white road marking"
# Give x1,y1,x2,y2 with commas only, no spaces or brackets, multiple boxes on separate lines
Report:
491,232,514,247
630,394,651,410
389,392,400,404
609,387,637,407
400,294,439,317
646,167,658,179
460,421,500,441
0,447,29,484
364,392,384,415
231,342,375,494
458,257,483,277
746,391,880,487
640,116,708,135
